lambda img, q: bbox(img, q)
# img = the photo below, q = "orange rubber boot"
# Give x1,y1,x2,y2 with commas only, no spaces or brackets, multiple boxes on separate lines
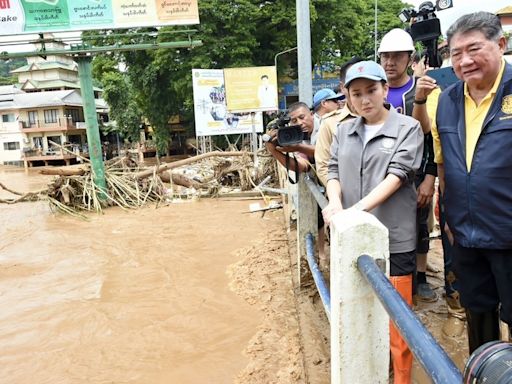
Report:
389,274,413,384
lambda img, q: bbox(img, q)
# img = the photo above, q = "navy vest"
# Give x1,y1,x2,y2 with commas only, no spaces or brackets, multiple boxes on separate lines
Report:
437,63,512,249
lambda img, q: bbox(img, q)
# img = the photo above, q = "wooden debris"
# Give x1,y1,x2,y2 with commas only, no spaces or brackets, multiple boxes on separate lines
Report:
1,149,280,217
40,167,87,176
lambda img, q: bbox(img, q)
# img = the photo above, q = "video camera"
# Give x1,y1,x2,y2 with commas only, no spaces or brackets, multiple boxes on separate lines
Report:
263,112,306,147
399,1,442,68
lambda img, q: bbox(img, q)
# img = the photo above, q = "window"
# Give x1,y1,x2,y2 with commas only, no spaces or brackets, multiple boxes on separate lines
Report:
65,108,81,123
28,111,38,125
2,113,15,123
68,135,82,145
47,136,61,147
3,142,20,150
33,137,43,149
44,109,58,123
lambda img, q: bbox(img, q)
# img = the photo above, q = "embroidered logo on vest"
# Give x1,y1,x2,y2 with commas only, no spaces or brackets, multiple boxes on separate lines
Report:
501,95,512,114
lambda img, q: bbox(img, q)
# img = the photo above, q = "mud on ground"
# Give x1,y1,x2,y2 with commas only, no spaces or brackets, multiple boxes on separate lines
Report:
228,212,470,384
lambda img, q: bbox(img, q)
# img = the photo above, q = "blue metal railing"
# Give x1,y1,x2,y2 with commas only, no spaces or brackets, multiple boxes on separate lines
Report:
358,255,463,383
305,233,331,321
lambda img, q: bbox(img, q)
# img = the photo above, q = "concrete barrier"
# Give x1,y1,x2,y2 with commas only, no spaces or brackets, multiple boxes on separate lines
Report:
330,209,390,384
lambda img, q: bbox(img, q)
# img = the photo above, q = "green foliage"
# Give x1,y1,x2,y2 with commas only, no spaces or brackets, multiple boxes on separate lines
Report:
0,58,27,85
98,71,142,142
0,57,27,78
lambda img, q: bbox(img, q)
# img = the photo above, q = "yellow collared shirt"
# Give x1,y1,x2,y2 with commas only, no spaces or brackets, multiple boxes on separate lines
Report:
432,59,506,170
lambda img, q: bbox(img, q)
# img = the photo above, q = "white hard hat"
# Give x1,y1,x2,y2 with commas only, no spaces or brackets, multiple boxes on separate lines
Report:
378,28,415,53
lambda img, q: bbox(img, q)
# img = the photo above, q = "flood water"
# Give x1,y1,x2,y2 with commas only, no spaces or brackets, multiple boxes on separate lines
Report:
0,166,271,383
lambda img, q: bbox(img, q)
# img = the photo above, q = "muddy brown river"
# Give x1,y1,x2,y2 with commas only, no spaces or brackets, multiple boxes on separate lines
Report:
0,165,478,384
0,166,295,383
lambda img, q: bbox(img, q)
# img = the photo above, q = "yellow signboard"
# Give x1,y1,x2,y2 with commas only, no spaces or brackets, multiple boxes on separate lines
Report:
224,66,278,113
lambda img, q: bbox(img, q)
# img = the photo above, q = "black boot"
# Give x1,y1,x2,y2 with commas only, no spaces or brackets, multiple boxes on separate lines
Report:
465,309,500,354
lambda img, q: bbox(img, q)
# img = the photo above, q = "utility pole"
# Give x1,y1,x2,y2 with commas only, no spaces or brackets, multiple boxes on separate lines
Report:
296,0,313,107
76,55,108,199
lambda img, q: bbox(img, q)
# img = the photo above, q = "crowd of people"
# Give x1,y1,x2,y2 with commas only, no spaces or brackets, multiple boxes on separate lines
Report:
264,11,512,384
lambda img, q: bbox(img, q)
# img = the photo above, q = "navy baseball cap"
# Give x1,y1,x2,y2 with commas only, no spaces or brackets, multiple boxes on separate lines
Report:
344,61,387,88
312,88,344,109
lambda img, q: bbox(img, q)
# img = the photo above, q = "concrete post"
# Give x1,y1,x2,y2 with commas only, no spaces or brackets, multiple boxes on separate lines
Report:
297,173,317,286
330,209,390,384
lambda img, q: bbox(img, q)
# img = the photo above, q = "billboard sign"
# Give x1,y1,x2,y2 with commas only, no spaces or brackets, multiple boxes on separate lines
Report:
0,0,199,36
223,66,278,113
192,69,263,137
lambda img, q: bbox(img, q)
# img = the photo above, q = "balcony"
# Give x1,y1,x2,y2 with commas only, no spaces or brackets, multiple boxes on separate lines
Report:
22,147,89,167
19,118,87,133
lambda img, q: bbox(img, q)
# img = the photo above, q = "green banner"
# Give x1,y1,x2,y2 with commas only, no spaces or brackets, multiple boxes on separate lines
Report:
21,0,70,31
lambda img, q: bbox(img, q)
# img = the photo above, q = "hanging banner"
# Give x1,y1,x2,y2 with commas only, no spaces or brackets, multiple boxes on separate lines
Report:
192,69,264,137
224,66,278,113
0,0,199,36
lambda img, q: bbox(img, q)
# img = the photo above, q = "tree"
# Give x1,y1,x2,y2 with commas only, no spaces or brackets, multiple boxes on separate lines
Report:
0,58,27,85
100,71,142,143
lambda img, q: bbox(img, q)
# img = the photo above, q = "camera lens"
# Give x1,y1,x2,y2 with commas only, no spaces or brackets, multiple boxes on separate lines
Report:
463,341,512,384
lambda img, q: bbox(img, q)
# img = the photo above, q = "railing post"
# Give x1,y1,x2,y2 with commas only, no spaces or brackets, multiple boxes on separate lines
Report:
297,173,317,286
330,209,390,383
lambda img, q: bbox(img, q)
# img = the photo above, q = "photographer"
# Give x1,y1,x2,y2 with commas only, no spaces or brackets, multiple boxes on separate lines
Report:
264,101,315,173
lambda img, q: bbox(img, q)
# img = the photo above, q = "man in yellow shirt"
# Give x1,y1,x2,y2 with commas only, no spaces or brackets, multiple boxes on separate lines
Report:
430,12,512,353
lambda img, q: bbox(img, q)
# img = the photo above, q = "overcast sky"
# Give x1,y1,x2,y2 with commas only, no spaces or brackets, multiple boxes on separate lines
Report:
407,0,511,34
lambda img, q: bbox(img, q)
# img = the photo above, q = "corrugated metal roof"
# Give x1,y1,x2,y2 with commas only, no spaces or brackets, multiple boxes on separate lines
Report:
0,85,25,96
21,79,81,90
0,90,76,111
0,89,109,113
19,79,102,92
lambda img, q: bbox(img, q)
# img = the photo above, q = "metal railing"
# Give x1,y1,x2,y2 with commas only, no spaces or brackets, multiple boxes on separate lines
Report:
358,254,463,383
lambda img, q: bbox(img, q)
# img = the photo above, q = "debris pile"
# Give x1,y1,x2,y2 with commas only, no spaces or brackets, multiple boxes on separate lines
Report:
0,150,280,217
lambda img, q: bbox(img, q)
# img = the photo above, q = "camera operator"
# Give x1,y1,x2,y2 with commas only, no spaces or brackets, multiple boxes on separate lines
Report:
264,101,314,173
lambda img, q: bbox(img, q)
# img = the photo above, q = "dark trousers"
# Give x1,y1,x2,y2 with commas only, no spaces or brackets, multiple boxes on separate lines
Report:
452,243,512,325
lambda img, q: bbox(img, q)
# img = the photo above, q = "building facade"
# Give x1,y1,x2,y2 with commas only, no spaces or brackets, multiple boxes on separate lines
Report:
0,37,108,167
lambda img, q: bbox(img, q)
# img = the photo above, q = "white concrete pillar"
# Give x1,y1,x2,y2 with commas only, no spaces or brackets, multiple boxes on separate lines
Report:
330,209,390,384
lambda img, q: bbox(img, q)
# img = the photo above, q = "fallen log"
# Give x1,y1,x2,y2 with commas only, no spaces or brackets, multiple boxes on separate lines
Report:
134,151,247,180
40,168,87,176
159,171,202,189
